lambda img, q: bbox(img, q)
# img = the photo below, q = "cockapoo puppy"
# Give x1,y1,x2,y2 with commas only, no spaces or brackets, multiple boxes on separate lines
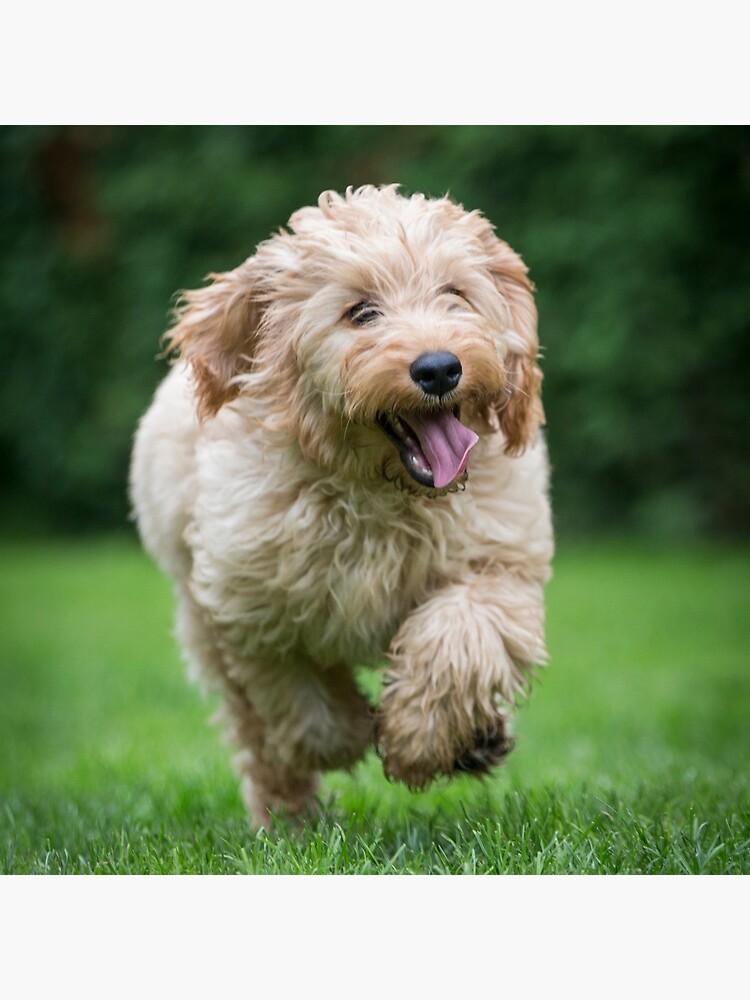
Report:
130,185,553,828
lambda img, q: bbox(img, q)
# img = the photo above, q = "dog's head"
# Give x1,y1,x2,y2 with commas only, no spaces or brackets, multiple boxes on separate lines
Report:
167,185,543,495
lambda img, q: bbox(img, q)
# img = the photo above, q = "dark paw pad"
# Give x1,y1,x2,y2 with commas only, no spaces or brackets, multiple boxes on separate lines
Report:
453,722,515,776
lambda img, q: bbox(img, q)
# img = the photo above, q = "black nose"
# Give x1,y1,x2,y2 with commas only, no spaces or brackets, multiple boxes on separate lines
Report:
409,352,463,397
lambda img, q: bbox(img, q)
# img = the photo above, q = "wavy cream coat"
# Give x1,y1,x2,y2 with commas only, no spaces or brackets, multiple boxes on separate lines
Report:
131,186,553,827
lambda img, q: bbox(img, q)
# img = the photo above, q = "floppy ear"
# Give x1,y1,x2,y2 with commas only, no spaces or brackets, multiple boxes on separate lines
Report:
165,257,268,420
483,234,544,456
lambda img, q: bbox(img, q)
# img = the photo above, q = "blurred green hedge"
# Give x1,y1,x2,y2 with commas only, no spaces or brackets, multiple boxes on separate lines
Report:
1,126,748,536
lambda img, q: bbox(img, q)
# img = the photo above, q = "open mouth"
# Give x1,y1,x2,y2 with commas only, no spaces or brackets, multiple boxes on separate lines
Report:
377,406,479,489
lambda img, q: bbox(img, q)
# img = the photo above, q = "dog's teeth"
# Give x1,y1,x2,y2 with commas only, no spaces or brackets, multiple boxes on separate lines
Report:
392,416,405,435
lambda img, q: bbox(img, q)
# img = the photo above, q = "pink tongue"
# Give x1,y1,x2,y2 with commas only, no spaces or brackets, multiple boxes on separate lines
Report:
407,411,479,489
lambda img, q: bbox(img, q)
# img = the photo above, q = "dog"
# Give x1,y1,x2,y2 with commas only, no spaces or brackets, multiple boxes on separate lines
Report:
130,184,553,828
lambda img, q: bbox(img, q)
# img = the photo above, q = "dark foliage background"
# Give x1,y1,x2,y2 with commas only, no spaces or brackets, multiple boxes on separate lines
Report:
1,125,748,537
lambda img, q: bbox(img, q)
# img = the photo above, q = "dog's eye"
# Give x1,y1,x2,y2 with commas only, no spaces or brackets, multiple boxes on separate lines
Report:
442,286,469,309
347,301,381,326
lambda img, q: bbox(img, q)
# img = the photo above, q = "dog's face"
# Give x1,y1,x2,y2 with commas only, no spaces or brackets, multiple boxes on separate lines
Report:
168,186,543,495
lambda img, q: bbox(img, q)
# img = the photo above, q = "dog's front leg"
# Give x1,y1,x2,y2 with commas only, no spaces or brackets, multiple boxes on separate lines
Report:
376,570,548,789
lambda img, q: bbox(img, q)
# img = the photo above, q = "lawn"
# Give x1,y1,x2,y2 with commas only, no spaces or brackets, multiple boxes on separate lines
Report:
1,537,748,874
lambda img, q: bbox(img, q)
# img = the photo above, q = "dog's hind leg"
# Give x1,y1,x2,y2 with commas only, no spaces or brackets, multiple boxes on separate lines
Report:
223,656,374,827
375,569,548,790
221,662,373,828
175,589,372,827
214,678,321,828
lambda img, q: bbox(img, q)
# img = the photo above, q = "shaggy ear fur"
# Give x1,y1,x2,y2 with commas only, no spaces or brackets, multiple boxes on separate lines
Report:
480,229,544,455
165,258,268,420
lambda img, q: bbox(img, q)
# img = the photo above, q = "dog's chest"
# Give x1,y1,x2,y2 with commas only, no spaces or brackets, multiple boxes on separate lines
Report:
270,489,455,666
191,479,458,668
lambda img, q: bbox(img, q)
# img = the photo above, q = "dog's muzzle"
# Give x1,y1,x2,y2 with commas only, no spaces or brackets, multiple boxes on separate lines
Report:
377,351,479,490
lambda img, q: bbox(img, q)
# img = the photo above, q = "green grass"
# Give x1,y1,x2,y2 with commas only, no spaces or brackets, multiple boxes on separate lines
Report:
1,537,748,874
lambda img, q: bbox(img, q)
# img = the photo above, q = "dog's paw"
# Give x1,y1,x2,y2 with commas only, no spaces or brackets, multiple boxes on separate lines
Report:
452,718,515,775
375,683,514,790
